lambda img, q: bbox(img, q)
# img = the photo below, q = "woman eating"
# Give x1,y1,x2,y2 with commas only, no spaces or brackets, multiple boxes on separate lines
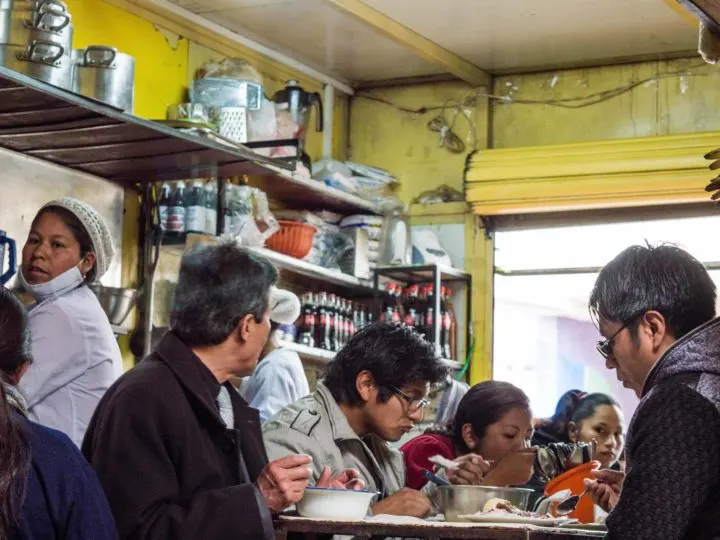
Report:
0,287,117,539
17,198,122,446
401,380,534,489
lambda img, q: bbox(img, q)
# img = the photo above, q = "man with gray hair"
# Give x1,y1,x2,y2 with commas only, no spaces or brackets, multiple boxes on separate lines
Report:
83,243,360,540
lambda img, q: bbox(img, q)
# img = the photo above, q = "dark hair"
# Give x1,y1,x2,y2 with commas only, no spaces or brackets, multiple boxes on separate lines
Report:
536,389,586,443
34,207,97,282
0,288,32,538
589,244,716,340
170,243,278,347
568,393,620,433
449,381,531,453
323,322,447,406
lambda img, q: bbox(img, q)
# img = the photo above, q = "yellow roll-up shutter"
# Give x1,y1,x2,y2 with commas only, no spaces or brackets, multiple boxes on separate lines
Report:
465,132,718,215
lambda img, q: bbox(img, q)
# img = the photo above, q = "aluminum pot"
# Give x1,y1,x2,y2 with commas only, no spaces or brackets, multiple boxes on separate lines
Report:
434,485,534,522
0,0,67,11
89,284,137,326
72,45,134,112
0,0,71,47
0,40,72,89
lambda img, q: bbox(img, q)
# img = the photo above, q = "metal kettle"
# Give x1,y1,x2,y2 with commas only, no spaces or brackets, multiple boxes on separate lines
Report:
0,230,17,286
271,80,323,151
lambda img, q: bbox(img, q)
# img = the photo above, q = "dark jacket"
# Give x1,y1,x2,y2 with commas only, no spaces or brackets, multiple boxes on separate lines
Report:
82,332,273,540
606,317,720,540
13,410,117,540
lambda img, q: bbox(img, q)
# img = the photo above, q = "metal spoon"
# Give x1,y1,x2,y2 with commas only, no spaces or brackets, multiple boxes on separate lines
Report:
554,489,587,515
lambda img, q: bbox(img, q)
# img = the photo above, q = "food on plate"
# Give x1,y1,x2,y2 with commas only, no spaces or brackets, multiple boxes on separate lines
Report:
478,498,546,518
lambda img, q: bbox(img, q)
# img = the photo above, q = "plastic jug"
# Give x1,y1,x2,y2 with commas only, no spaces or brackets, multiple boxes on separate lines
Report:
0,230,17,286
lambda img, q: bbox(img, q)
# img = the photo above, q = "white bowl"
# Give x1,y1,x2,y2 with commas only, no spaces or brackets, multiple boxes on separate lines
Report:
295,487,377,520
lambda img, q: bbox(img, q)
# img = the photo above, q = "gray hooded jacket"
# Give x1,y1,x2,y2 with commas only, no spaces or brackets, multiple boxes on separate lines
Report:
606,317,720,539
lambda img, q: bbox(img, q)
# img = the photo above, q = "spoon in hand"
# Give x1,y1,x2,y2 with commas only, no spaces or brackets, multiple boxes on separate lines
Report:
554,489,587,516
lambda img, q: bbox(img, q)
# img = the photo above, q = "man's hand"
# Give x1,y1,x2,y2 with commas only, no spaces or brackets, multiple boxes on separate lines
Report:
584,469,624,513
256,454,313,512
316,465,366,490
446,454,493,486
371,488,431,518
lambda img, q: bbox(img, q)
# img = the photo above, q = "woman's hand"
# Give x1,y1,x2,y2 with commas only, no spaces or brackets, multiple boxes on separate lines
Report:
446,453,493,485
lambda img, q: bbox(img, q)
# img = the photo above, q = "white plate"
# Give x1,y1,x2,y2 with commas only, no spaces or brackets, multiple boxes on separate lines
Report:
558,522,608,531
457,513,570,526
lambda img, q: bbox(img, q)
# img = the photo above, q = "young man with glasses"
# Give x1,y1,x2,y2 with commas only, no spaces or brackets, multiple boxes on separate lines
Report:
586,243,720,540
263,322,447,517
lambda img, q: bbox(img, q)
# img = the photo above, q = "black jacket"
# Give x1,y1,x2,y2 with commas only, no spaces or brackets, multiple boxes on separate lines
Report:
82,332,273,540
606,317,720,539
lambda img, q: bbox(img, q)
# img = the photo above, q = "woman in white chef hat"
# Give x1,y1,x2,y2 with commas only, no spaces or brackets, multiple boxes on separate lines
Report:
17,197,122,447
238,287,309,423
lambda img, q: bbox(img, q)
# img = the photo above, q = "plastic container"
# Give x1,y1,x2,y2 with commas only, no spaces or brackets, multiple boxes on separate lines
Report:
158,183,171,230
204,181,217,236
544,461,601,523
265,221,317,259
166,181,186,240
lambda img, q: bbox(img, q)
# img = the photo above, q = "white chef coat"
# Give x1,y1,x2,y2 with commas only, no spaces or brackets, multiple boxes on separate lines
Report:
239,347,310,424
19,284,123,447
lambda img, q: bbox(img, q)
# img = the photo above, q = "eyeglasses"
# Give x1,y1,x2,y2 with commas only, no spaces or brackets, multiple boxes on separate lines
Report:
389,386,431,416
596,312,644,359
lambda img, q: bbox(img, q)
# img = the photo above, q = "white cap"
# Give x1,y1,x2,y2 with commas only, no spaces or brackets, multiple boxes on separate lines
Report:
40,197,115,280
269,287,300,325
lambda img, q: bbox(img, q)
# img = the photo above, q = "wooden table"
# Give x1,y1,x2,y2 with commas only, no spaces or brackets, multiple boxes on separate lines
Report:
274,515,606,540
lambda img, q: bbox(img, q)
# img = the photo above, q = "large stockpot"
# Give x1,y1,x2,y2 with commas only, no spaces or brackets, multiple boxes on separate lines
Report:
0,0,72,48
0,40,72,89
72,46,134,112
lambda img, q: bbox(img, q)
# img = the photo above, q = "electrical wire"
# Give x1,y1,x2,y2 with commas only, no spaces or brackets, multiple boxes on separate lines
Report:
356,63,710,112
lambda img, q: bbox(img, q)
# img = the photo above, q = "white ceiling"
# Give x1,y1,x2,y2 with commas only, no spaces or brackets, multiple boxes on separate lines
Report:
167,0,698,83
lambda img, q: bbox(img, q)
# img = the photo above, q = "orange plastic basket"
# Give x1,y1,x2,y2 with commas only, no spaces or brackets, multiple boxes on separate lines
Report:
265,220,317,259
544,461,601,523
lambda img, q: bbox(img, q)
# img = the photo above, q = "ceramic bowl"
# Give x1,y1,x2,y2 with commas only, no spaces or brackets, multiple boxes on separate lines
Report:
295,487,377,520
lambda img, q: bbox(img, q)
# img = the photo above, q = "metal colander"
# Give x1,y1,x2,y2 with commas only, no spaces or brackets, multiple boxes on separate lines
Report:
213,106,248,144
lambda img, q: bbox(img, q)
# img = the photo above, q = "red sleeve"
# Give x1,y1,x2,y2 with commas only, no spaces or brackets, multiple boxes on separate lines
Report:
400,434,455,490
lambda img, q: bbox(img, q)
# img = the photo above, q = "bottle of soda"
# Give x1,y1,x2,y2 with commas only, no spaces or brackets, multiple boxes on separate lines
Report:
166,181,187,243
425,285,436,349
204,181,218,236
326,293,339,352
346,300,355,344
185,180,206,235
298,293,316,348
441,285,452,359
403,284,418,328
447,287,457,361
316,292,333,351
357,303,367,332
381,282,396,322
158,183,171,232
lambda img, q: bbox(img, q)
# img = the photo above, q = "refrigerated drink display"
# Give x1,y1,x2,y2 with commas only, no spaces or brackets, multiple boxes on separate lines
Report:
297,293,316,347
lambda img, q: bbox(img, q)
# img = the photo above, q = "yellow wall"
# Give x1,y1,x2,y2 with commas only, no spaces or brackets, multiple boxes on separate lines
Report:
492,58,720,148
349,82,489,205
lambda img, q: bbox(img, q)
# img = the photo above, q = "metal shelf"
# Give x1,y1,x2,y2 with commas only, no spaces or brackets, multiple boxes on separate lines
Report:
285,341,463,371
245,246,375,292
0,66,382,215
373,263,471,284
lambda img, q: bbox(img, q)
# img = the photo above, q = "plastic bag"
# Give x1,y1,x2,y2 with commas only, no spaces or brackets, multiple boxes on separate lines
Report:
195,58,262,84
222,185,278,247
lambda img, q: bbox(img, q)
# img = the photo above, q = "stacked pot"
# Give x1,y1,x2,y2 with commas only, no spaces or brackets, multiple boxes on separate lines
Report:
71,45,135,113
0,0,75,90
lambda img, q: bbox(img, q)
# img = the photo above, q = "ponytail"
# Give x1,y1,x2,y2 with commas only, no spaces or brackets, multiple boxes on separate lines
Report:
0,288,32,538
541,389,586,443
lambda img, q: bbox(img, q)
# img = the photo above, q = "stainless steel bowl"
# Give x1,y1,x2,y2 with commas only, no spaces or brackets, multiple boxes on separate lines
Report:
434,485,534,522
90,285,137,325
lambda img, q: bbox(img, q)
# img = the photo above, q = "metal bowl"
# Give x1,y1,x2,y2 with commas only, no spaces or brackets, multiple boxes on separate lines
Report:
434,485,534,522
90,285,137,325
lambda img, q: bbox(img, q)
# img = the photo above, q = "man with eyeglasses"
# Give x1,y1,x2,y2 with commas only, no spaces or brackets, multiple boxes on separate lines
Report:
263,322,447,517
585,244,720,540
